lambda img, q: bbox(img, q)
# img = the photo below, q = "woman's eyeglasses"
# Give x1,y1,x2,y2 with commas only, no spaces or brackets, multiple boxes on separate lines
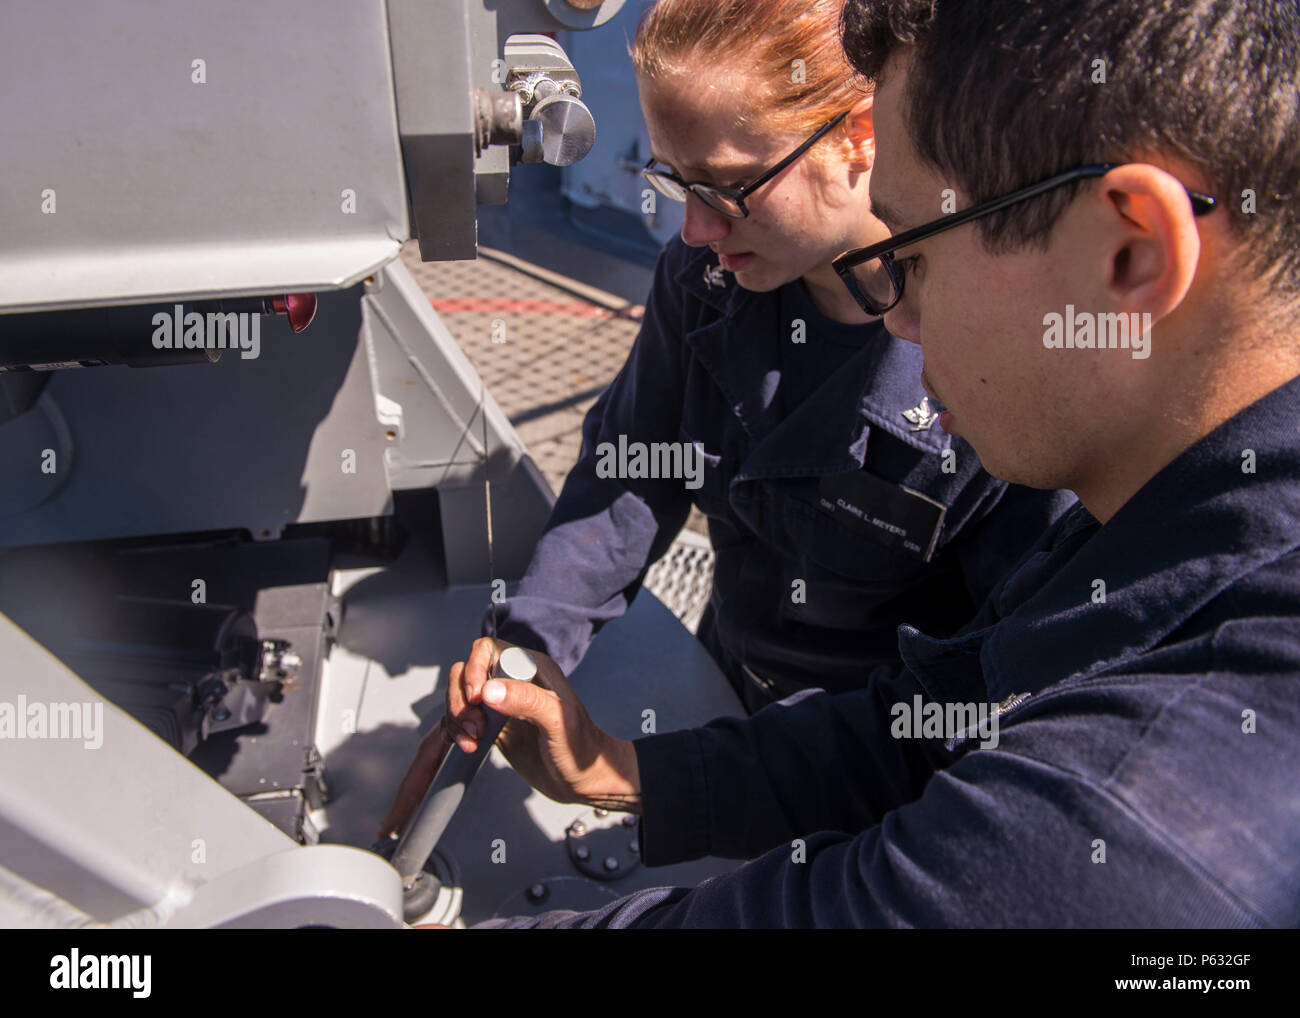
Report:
641,111,850,219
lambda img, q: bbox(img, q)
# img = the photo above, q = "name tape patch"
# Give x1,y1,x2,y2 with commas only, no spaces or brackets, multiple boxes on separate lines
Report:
817,470,947,561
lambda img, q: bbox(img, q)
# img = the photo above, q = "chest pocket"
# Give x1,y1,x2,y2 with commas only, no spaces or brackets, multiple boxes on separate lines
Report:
777,486,944,629
678,423,733,522
677,356,748,524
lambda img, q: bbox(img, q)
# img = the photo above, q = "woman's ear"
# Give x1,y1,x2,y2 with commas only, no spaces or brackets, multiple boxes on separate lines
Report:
843,96,875,173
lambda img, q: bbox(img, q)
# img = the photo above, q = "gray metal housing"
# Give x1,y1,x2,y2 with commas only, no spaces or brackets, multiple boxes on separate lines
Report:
0,0,751,928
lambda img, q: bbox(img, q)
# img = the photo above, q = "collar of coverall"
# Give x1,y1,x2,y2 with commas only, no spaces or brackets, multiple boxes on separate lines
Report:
671,241,948,482
976,372,1300,702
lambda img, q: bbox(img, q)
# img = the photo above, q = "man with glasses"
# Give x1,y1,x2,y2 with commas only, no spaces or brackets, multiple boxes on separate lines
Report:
434,0,1299,927
832,165,1217,320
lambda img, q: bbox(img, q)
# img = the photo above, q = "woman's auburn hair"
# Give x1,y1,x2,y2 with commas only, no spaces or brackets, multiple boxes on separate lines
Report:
629,0,869,152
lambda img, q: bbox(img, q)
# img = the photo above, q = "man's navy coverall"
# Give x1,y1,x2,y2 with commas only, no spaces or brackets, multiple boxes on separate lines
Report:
477,373,1300,927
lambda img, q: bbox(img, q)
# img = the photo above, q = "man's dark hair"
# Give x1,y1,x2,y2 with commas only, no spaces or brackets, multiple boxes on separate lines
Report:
839,0,1300,293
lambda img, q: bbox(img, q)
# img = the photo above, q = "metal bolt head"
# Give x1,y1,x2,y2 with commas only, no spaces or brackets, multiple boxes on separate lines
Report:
531,78,559,102
213,707,231,723
602,856,620,872
593,808,608,818
575,846,590,861
621,815,637,828
628,839,638,854
525,882,548,904
570,820,586,837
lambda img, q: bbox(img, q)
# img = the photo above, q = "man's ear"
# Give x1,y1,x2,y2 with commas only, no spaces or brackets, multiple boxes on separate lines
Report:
1096,163,1201,320
843,95,875,173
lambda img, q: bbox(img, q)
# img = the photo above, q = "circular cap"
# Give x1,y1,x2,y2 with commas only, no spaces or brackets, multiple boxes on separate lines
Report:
497,646,538,681
270,293,318,333
530,94,596,167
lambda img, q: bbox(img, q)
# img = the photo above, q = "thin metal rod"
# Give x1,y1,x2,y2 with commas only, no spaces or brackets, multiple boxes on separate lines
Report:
481,379,496,640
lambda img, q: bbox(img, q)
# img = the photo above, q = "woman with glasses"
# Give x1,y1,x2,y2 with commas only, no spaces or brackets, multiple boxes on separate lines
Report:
467,0,1075,717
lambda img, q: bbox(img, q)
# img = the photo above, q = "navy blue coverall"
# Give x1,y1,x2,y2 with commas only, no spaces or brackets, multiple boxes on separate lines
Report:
488,236,1075,711
478,372,1300,928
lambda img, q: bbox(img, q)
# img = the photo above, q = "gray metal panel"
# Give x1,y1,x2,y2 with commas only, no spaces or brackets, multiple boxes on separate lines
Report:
0,0,408,312
0,260,554,583
363,261,503,492
0,612,297,925
361,257,555,581
437,456,554,584
0,289,394,546
389,0,480,262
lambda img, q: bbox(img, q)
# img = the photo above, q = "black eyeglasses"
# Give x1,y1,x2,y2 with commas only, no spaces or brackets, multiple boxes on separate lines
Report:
832,163,1218,316
641,111,850,219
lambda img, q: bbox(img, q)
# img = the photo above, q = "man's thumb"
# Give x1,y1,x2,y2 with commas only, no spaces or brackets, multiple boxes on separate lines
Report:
482,678,549,721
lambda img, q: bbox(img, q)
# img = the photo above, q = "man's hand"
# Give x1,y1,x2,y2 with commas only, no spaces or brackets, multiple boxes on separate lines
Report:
472,639,642,813
377,638,641,841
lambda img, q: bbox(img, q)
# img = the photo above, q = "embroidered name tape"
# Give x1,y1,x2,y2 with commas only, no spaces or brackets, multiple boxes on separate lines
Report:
817,470,947,562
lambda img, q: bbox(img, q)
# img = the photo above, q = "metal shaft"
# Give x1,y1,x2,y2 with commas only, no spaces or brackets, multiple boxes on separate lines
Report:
389,647,537,885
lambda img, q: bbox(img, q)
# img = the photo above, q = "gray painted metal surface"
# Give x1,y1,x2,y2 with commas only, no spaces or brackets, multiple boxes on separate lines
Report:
315,549,744,925
1,287,387,545
0,612,311,926
0,0,740,929
0,259,553,586
363,260,557,582
0,0,408,313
